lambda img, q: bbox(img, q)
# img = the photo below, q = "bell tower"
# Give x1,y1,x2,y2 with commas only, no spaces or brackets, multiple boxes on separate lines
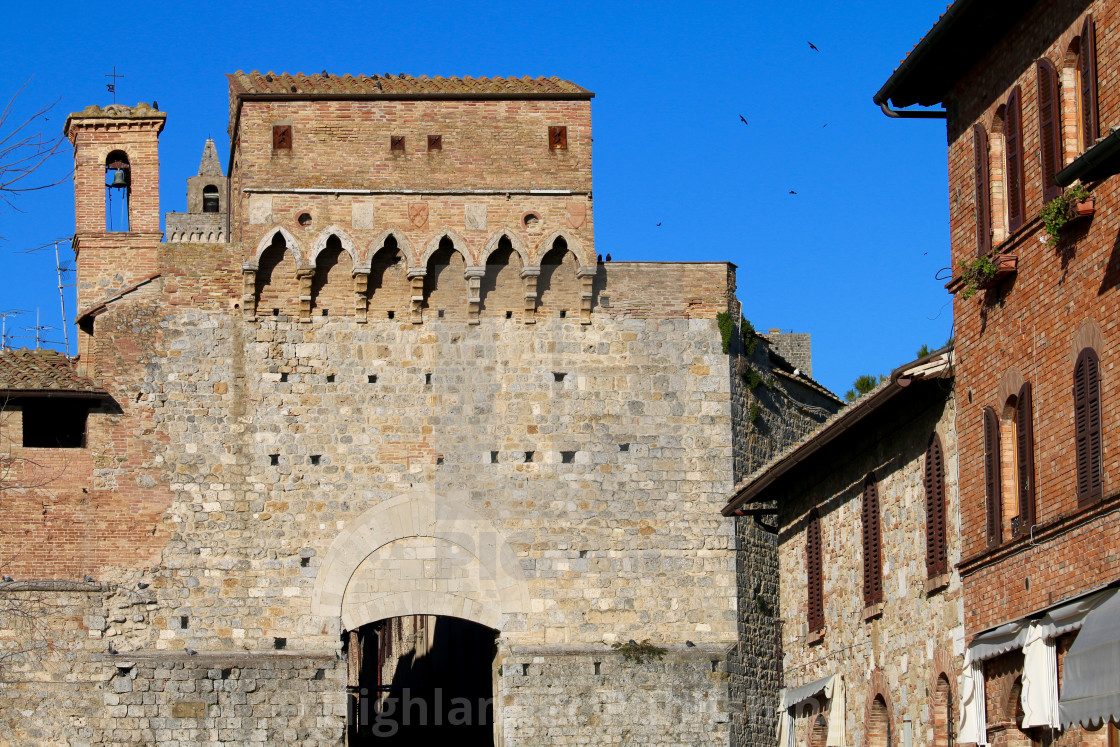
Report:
64,103,166,308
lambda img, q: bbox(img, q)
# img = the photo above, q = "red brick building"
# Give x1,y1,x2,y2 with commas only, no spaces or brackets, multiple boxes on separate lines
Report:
877,0,1120,744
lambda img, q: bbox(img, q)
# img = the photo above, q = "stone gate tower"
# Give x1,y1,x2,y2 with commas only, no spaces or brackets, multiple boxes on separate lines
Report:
0,73,839,746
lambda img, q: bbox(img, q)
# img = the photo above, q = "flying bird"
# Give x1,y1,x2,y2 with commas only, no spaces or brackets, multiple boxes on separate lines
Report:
656,222,662,227
823,123,829,128
789,190,798,195
739,115,748,125
808,42,820,51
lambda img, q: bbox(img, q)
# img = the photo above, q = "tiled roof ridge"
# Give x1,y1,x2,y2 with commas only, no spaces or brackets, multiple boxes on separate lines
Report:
227,71,592,98
759,341,843,404
0,347,107,395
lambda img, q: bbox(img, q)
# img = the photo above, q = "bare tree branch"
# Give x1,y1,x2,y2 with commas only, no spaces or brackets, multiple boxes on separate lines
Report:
0,79,72,232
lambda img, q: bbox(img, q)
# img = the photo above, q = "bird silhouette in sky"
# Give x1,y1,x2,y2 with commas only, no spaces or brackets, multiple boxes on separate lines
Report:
808,42,820,51
789,190,798,195
739,115,748,125
656,222,662,226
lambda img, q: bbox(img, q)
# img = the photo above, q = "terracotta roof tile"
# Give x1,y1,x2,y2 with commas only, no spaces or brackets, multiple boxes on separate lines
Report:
0,348,107,396
228,71,593,99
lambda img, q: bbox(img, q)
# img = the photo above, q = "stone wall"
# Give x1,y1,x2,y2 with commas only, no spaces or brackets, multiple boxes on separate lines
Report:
762,332,813,378
776,381,964,747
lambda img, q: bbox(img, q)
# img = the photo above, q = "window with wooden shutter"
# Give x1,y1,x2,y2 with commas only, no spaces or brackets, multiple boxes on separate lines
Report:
272,125,292,151
1005,87,1025,233
1037,60,1062,202
1080,15,1099,150
1015,382,1036,532
861,473,883,607
806,509,824,633
549,126,567,150
973,124,992,257
1075,348,1103,505
984,407,1002,546
924,434,948,578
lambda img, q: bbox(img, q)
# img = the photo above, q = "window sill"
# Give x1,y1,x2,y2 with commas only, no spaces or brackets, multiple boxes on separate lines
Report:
924,574,949,596
861,602,884,622
806,628,824,646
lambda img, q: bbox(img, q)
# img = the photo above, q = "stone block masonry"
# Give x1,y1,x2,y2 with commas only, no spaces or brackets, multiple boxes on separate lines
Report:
0,74,834,746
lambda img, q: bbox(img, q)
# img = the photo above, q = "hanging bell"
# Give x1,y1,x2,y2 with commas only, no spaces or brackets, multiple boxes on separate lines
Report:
108,169,129,188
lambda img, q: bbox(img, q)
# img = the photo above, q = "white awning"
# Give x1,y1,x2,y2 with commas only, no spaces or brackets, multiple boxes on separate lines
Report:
779,674,836,747
1060,590,1120,730
781,674,834,710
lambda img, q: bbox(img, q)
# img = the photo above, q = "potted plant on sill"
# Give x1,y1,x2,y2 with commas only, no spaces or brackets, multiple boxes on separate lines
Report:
1041,183,1094,246
953,253,1018,299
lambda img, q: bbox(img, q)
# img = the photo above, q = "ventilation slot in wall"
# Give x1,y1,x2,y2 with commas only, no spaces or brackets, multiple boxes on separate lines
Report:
425,373,432,385
506,311,513,319
301,557,310,567
180,615,189,629
368,375,378,384
310,455,321,465
326,374,335,383
554,372,566,382
387,311,395,319
279,372,288,382
619,443,630,452
524,451,534,463
561,451,575,464
273,637,287,650
491,451,499,464
269,454,279,466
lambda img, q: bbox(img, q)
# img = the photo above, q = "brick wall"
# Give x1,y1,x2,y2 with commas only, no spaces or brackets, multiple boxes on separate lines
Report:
942,0,1120,635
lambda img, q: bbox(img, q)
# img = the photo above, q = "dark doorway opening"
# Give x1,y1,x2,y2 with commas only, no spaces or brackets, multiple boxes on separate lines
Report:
346,615,497,746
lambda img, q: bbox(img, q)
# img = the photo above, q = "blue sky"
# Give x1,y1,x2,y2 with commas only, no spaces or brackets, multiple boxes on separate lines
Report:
0,0,951,396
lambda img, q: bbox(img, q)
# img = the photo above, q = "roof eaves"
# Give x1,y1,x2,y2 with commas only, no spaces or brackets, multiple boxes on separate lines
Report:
722,349,953,515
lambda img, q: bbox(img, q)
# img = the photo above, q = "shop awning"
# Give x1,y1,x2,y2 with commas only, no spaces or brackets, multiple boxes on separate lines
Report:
1060,590,1120,729
781,674,834,710
970,620,1029,661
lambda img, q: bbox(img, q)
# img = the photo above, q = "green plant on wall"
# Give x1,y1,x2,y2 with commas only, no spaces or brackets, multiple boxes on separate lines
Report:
741,316,758,355
749,403,761,422
717,312,734,354
958,254,998,300
611,638,667,664
1040,183,1091,246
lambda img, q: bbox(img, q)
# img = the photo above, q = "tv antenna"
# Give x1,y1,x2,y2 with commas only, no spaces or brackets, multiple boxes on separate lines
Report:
0,310,25,350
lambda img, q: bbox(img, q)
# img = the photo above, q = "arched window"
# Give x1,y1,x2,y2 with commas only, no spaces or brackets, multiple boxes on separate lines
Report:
1079,15,1099,151
808,713,829,747
1004,86,1025,233
202,185,220,213
933,674,955,747
989,108,1008,244
984,407,1002,546
1075,348,1103,505
861,473,883,607
104,150,131,232
973,124,991,256
806,508,824,634
867,694,891,747
1036,60,1062,202
924,434,948,578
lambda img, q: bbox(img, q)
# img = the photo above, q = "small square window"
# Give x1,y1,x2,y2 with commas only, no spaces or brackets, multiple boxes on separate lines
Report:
428,135,442,151
273,125,292,150
549,126,567,150
391,135,405,151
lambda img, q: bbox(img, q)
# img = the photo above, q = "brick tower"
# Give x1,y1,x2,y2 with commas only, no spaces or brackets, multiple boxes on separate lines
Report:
64,103,166,308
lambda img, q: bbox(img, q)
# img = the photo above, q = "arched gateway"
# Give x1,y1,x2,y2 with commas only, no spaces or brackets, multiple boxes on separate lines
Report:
311,488,531,631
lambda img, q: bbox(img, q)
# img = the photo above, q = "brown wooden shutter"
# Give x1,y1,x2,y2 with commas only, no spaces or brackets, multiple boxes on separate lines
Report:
1037,60,1062,202
806,509,824,633
272,125,292,150
1075,348,1103,504
1081,16,1099,148
984,408,1002,546
549,126,568,150
924,434,948,577
1006,86,1025,232
974,125,992,257
861,474,883,606
1016,383,1036,531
